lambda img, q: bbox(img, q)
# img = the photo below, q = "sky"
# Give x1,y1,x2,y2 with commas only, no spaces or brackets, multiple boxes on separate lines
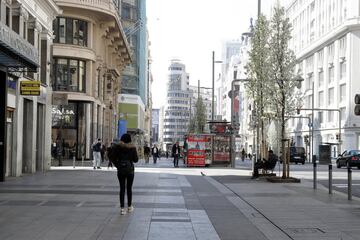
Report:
147,0,292,108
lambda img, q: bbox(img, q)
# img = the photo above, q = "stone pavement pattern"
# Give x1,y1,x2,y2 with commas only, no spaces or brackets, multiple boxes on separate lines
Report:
0,158,360,239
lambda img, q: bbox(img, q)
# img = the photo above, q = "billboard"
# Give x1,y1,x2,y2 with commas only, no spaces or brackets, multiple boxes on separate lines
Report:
213,135,231,164
187,135,209,167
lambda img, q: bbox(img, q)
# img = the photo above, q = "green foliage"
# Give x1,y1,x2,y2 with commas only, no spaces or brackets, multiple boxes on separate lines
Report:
194,96,206,133
188,96,207,134
268,6,300,120
245,14,271,119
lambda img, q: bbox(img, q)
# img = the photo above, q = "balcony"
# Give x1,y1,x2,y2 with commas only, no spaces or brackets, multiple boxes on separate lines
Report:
55,0,119,18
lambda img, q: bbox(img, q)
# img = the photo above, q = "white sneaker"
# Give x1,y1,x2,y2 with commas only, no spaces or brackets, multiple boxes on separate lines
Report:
120,208,126,215
128,206,134,213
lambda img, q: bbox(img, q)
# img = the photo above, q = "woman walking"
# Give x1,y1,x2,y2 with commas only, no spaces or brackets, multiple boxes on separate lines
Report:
108,133,138,215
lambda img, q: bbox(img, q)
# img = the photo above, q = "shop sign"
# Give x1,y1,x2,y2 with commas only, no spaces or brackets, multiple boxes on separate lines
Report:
20,81,40,96
0,21,39,65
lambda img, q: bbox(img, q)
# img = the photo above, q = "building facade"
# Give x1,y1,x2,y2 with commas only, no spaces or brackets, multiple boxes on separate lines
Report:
119,0,150,150
1,0,61,181
217,40,241,119
286,0,360,156
51,0,131,161
163,59,190,150
189,85,215,125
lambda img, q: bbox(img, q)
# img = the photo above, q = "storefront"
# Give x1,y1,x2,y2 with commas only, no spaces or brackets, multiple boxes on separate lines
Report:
51,102,93,160
0,22,39,181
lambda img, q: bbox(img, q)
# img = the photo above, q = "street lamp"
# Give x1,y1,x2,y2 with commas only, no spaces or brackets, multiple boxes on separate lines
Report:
212,51,222,121
230,68,251,168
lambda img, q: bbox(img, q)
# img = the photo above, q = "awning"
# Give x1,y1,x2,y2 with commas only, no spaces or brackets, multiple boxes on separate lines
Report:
0,22,39,72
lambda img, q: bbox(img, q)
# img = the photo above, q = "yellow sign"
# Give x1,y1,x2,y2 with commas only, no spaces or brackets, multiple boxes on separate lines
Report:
20,81,40,96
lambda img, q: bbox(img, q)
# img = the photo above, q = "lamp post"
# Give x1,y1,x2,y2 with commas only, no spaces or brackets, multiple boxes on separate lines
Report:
230,71,250,168
212,51,222,121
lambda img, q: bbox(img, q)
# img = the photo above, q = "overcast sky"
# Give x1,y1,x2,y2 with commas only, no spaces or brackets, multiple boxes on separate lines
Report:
147,0,293,108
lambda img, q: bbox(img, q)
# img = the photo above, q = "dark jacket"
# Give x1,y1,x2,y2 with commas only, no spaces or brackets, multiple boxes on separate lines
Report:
151,147,159,157
172,144,180,156
107,142,139,173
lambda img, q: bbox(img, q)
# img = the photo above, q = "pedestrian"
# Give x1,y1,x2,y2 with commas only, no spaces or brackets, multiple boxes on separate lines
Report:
241,148,246,162
166,151,169,159
172,141,180,167
144,144,150,164
107,133,138,215
107,143,114,169
92,138,102,169
152,144,159,164
252,150,278,179
101,143,106,163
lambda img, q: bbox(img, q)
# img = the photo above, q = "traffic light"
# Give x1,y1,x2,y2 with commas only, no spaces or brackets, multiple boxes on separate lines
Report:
335,133,339,140
355,94,360,116
296,108,300,115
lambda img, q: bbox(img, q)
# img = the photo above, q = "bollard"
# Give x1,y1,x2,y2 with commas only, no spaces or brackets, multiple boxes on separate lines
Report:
313,155,317,189
348,165,352,200
328,164,332,194
73,156,76,168
82,155,84,167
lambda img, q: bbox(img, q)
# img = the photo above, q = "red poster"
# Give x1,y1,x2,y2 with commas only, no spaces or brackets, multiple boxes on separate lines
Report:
187,135,207,167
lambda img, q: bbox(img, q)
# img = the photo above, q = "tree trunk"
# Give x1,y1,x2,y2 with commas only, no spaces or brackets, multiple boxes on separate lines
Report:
281,93,286,178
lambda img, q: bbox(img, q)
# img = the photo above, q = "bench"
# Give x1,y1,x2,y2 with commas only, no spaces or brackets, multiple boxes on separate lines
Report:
261,160,278,175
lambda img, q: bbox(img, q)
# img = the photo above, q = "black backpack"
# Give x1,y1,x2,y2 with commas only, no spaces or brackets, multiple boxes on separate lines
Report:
117,160,132,175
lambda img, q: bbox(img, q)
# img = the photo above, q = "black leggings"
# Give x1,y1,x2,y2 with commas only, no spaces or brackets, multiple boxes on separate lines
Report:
117,172,135,208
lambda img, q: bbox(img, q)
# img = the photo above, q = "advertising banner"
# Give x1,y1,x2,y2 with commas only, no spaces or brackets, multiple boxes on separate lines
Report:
187,135,208,167
213,135,231,164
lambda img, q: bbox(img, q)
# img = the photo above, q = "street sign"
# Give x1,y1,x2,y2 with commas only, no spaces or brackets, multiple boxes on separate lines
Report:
20,81,40,96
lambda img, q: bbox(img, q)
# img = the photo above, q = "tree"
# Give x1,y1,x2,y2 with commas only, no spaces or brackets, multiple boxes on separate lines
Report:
268,6,302,178
189,96,206,133
245,14,271,160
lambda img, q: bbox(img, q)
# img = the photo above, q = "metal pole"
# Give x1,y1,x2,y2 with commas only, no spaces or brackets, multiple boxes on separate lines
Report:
348,164,352,200
231,81,235,168
212,51,215,122
338,110,341,156
312,81,316,189
258,0,261,17
329,164,332,194
73,156,76,168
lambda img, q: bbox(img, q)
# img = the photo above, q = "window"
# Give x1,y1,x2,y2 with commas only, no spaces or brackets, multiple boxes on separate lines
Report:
340,62,346,80
328,67,334,83
328,43,334,63
6,6,10,27
318,91,324,107
306,74,313,90
53,17,88,46
53,58,86,92
328,87,334,105
340,84,346,102
318,70,324,87
339,36,346,57
122,5,131,19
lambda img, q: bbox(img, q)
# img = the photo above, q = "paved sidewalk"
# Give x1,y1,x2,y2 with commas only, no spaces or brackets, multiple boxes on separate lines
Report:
0,158,360,239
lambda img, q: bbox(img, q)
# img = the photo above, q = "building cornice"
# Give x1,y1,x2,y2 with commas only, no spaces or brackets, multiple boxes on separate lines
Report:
295,18,360,61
